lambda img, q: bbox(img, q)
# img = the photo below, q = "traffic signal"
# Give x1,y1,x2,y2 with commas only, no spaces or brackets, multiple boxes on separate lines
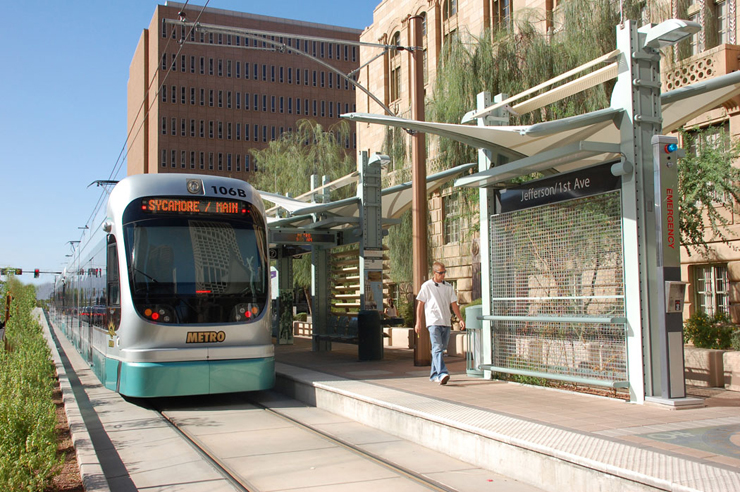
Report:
34,269,40,278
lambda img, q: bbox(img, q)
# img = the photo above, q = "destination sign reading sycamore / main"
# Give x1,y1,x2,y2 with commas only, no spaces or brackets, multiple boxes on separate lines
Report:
141,197,248,215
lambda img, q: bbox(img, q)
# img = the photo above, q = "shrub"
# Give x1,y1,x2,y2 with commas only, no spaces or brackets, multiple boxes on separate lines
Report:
398,297,415,327
294,312,308,322
683,311,736,349
0,281,61,491
731,330,740,351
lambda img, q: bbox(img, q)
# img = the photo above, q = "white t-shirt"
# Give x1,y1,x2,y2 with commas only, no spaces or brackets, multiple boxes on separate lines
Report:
416,279,457,327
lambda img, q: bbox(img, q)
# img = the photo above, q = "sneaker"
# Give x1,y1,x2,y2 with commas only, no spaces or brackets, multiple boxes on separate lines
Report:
439,374,450,385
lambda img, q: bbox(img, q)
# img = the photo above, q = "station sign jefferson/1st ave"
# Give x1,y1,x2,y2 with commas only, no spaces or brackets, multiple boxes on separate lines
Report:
496,162,621,214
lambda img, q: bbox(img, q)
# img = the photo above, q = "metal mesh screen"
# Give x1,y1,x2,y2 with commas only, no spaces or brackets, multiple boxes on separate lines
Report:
489,191,627,382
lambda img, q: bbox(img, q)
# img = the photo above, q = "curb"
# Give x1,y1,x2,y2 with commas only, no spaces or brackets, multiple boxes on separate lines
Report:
38,309,110,492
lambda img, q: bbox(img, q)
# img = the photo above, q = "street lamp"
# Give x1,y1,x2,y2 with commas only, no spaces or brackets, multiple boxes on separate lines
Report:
642,19,701,50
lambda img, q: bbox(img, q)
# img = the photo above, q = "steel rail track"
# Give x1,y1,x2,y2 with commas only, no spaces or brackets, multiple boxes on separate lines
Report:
156,397,458,492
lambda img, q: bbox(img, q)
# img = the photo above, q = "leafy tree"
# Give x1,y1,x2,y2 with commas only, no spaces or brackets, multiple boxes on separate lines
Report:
427,0,740,258
250,120,356,306
678,127,740,257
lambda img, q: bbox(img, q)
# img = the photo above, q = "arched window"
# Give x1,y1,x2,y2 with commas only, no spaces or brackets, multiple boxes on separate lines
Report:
389,31,401,102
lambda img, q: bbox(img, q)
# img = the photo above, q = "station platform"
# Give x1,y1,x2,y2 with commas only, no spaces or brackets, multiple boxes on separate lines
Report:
273,337,740,492
41,305,740,492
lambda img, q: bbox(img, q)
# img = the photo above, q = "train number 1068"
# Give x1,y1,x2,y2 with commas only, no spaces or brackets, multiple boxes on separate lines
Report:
211,186,247,197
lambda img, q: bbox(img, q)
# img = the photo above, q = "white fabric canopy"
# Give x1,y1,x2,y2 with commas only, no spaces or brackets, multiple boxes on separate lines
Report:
342,70,740,181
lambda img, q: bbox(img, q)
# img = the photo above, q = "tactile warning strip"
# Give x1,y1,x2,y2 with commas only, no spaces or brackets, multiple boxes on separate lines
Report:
278,363,740,492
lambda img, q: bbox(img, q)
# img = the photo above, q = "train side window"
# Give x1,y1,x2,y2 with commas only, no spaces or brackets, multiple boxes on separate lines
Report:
107,235,120,307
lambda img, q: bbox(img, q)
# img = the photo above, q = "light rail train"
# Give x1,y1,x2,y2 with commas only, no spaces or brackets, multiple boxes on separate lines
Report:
51,174,274,397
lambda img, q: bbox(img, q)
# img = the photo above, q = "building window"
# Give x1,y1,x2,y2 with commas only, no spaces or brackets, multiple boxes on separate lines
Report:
161,149,167,167
171,150,176,168
389,32,401,102
444,192,462,244
716,0,731,46
443,0,458,20
390,67,401,102
171,117,176,136
692,264,729,316
492,0,511,31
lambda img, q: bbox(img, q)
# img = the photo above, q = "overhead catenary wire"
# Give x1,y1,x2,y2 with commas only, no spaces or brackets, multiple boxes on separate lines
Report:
175,19,409,117
68,1,209,270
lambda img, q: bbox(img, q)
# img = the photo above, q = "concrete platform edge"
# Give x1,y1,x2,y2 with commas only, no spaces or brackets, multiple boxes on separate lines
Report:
38,310,111,492
276,361,739,492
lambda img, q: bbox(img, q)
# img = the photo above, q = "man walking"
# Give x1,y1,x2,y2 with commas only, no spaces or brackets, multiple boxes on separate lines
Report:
415,261,465,385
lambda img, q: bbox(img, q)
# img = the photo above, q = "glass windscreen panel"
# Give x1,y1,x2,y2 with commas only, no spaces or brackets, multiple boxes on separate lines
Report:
122,197,268,324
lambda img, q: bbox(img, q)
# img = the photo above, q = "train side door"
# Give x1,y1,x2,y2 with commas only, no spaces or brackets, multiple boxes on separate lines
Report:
105,234,121,346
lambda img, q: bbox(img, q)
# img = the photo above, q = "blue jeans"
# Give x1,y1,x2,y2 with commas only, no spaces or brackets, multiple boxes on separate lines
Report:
428,325,451,381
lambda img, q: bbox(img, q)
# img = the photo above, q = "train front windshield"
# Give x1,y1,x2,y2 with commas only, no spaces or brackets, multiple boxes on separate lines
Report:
122,197,268,324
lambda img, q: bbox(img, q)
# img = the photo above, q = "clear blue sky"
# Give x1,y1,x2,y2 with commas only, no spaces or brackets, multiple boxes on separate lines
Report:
0,0,380,288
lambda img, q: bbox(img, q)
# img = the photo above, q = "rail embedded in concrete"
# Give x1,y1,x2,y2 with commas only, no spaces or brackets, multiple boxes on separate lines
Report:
275,362,740,492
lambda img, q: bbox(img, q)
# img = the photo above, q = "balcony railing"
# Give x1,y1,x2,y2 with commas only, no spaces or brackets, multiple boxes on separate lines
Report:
662,44,740,92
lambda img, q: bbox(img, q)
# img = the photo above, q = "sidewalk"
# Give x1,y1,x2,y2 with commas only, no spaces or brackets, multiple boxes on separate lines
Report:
274,337,740,492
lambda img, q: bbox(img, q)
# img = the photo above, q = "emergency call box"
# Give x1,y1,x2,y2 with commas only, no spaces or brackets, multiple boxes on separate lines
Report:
665,281,687,313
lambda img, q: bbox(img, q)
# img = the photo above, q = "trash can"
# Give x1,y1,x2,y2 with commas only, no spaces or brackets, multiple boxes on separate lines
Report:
358,309,383,361
465,304,484,376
